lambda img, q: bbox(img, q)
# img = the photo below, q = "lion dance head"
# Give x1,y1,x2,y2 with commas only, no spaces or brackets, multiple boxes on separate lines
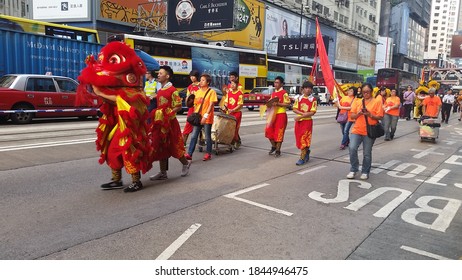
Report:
76,41,147,105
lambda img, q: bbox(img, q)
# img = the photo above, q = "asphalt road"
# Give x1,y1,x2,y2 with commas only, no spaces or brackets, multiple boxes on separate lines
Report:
1,107,461,260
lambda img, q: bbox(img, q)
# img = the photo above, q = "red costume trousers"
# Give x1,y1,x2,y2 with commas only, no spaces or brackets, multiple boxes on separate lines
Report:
294,119,313,149
265,113,288,142
229,111,242,142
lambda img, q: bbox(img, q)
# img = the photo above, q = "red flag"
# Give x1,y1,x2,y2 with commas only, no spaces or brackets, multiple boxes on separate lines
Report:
315,18,335,94
309,49,317,84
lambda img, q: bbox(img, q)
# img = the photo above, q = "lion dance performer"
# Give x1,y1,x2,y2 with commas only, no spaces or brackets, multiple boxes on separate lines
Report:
76,41,152,193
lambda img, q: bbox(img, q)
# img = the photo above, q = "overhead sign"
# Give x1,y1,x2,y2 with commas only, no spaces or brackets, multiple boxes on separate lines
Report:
277,37,329,57
167,0,235,33
450,35,462,58
32,0,90,21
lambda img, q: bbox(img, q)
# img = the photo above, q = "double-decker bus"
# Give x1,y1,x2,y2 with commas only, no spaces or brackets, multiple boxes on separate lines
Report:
377,68,419,90
267,58,311,93
315,69,363,86
108,34,267,92
0,14,99,43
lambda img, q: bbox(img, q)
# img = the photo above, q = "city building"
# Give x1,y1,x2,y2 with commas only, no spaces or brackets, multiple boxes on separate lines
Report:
0,0,31,17
424,0,461,68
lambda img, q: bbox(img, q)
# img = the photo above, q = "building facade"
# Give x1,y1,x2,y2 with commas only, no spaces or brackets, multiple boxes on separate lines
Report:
0,0,31,17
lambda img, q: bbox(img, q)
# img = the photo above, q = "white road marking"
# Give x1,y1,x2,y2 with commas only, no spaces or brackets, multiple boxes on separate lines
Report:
297,165,327,175
155,223,202,260
0,138,96,152
400,245,451,260
224,183,293,216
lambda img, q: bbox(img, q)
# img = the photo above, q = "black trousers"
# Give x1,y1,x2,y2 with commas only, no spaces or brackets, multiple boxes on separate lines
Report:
442,103,452,122
404,103,413,120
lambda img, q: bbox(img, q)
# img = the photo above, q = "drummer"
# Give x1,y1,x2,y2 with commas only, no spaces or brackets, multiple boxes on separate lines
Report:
265,76,291,158
223,80,244,149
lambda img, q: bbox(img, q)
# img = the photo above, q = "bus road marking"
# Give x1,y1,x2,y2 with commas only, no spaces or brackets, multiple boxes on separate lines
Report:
224,183,293,216
156,223,202,260
400,245,451,260
298,165,326,175
0,138,96,152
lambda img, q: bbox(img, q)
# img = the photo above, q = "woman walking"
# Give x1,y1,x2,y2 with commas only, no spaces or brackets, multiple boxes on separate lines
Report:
347,83,384,180
383,88,401,141
335,86,357,149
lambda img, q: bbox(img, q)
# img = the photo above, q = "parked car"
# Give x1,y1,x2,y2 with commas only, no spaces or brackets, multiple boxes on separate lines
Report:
243,86,274,111
0,74,99,124
177,86,223,115
313,86,330,104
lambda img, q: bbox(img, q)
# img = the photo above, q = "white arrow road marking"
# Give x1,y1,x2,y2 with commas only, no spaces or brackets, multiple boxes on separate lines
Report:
156,223,202,260
400,245,451,260
224,183,293,216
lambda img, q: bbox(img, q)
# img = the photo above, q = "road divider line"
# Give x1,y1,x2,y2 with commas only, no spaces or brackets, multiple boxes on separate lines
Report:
0,138,96,152
156,223,202,260
297,165,327,175
400,245,451,260
224,183,293,216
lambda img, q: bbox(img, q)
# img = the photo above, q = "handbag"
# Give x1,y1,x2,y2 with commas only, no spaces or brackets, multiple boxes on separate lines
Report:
362,99,384,139
187,88,210,126
336,111,348,123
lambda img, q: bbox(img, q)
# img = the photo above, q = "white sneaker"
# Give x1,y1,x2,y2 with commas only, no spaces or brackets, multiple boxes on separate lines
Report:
360,173,369,180
346,172,356,179
150,172,168,180
181,161,191,177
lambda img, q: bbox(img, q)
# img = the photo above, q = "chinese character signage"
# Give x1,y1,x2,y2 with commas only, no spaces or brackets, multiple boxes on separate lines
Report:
167,0,235,33
277,37,329,57
32,0,90,21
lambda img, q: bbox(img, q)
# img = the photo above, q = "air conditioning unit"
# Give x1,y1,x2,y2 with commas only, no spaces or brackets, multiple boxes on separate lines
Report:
208,40,234,47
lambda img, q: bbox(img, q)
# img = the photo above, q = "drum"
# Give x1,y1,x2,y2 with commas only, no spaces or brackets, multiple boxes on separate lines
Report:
212,113,236,144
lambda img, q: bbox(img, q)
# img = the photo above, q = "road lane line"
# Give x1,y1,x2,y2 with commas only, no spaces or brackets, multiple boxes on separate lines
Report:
400,245,451,260
224,183,293,216
297,165,327,175
0,138,96,152
156,223,202,260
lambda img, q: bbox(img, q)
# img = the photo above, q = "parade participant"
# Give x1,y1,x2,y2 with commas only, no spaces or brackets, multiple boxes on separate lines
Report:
383,88,401,141
336,86,357,150
149,66,191,181
221,71,242,109
293,81,317,165
185,74,218,161
402,85,415,120
223,80,244,149
265,76,291,157
347,83,384,180
144,69,158,112
441,89,455,124
458,90,462,121
422,87,442,119
76,41,152,192
182,70,200,145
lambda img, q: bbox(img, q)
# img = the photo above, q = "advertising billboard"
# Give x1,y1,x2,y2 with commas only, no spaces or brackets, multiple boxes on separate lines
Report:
335,32,358,70
357,40,376,70
277,37,329,57
204,0,265,50
264,7,304,55
32,0,90,21
450,35,462,58
167,0,235,33
99,0,167,28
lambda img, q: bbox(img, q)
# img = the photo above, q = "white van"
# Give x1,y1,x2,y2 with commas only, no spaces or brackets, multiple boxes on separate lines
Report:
313,86,330,104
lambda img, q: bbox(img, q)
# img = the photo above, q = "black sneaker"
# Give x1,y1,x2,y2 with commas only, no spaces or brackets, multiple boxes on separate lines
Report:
123,181,143,193
274,151,281,158
268,147,276,155
100,180,123,190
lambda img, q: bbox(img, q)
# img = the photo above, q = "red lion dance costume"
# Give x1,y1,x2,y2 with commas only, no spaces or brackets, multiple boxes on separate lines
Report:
76,41,152,193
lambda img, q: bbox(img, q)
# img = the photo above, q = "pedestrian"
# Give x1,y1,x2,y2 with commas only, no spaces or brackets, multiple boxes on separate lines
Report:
422,87,442,119
335,86,357,150
265,76,291,157
293,81,317,165
402,85,415,120
383,88,401,141
77,41,152,192
144,69,158,112
185,74,218,161
457,90,462,121
223,80,244,149
149,65,191,181
441,89,455,124
347,83,384,180
182,70,200,145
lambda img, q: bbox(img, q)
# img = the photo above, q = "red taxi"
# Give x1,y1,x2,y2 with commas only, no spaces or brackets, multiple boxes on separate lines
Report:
0,74,99,124
243,86,274,111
